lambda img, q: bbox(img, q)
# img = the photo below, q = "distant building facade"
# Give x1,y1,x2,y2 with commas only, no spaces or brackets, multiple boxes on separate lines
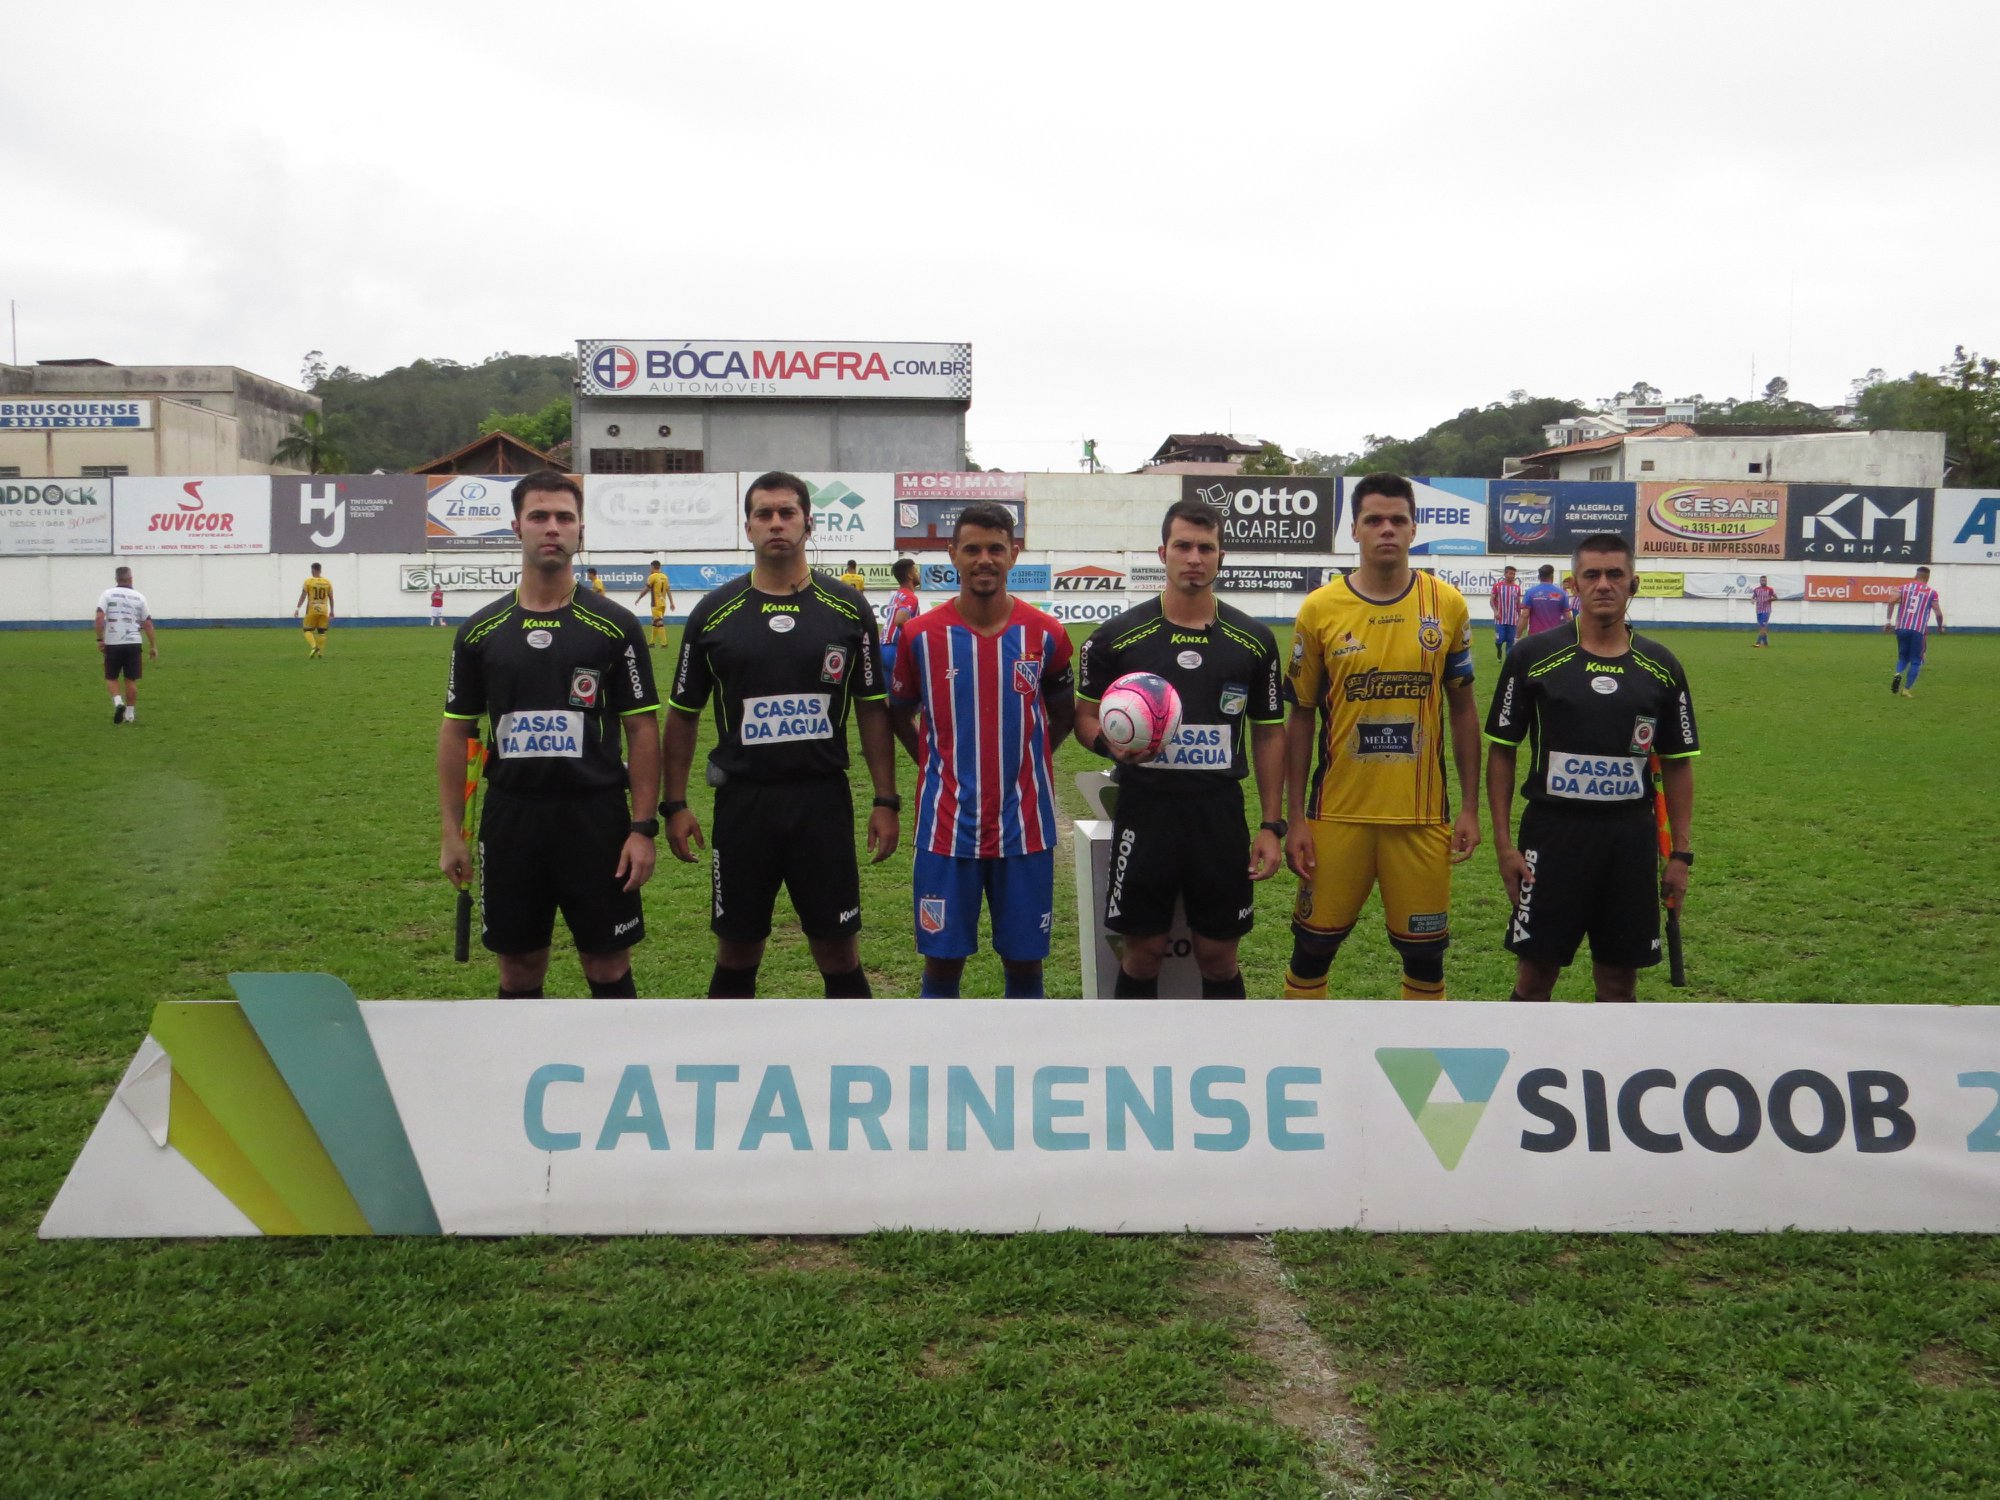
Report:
1506,425,1945,486
0,360,319,478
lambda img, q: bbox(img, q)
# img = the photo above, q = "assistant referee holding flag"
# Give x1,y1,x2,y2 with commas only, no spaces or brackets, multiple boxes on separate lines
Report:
1485,532,1698,1002
662,471,900,999
438,472,661,999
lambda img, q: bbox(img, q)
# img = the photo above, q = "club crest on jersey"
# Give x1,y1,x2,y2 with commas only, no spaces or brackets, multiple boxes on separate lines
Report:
568,668,601,709
1220,683,1247,717
1418,615,1443,652
919,897,946,934
1630,715,1657,754
1013,658,1042,694
820,645,849,685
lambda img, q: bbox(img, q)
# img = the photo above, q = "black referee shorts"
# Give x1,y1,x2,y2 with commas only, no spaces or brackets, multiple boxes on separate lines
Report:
1504,801,1660,969
479,787,645,957
1105,782,1255,941
102,643,143,680
710,777,862,943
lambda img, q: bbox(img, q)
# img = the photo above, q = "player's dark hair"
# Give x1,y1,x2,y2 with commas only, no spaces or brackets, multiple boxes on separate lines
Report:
115,567,132,584
1571,532,1635,578
952,502,1017,541
310,562,322,573
1537,564,1555,580
1503,564,1517,574
893,558,918,586
1348,472,1416,518
1160,497,1222,544
1916,565,1931,578
511,470,581,516
744,470,810,516
845,558,857,571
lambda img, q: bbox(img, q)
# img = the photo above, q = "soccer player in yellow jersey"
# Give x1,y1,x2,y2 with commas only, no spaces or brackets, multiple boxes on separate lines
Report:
633,559,674,647
1281,474,1482,1000
586,566,607,594
839,558,868,593
294,562,335,658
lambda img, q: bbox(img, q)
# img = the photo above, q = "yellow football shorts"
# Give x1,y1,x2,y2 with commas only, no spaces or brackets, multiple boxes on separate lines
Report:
303,608,330,631
1291,820,1452,943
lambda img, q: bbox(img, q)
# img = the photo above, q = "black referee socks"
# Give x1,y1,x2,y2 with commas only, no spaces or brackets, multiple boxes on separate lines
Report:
709,963,760,999
1201,972,1247,1000
1113,968,1159,999
821,966,872,999
588,970,638,999
498,984,545,999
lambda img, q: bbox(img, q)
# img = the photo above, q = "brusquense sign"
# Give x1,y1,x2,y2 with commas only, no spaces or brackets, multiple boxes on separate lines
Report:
41,975,2000,1237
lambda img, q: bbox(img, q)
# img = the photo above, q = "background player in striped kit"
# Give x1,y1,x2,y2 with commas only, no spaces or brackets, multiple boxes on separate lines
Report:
1489,565,1522,663
1752,576,1778,647
890,503,1074,998
881,558,922,686
1886,566,1945,697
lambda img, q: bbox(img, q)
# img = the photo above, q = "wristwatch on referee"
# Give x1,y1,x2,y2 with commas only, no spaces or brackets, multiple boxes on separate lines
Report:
630,818,660,838
1668,850,1693,867
1259,819,1288,840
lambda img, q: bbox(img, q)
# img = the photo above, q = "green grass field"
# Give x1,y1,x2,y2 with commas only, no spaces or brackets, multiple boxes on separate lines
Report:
2,622,1997,1496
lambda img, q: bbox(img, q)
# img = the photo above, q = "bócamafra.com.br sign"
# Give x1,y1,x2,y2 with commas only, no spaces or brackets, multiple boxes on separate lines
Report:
576,340,972,401
39,985,2000,1238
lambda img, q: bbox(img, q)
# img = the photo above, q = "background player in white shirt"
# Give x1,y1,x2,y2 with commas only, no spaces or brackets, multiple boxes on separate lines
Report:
95,566,158,724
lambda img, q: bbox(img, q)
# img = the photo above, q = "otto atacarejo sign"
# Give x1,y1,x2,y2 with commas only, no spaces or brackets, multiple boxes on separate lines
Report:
1181,477,1336,553
577,340,972,401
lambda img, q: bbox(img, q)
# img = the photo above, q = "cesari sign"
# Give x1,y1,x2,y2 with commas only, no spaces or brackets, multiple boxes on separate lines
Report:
41,975,2000,1237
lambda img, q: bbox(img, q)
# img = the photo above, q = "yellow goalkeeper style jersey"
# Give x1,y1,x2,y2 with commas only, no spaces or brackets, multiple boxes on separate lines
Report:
1285,571,1474,825
301,576,333,610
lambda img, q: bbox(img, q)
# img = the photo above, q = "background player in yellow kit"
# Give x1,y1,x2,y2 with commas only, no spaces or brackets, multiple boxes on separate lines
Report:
634,560,674,647
294,562,334,657
1281,473,1482,1000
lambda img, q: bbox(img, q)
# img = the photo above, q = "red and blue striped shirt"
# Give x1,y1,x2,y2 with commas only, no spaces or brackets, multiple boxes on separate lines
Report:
1490,579,1523,625
885,585,922,648
891,598,1074,858
1892,582,1942,634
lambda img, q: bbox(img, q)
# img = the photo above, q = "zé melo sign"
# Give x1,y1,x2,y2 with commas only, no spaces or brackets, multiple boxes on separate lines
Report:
42,977,2000,1238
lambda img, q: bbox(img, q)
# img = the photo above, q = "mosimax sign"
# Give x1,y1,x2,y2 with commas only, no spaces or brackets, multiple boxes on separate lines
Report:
42,981,2000,1236
577,340,972,401
1182,477,1335,553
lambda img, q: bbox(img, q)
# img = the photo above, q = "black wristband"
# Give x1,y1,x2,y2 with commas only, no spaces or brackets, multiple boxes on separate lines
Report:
1669,850,1693,867
660,800,688,817
629,818,660,838
872,794,902,812
1259,819,1288,840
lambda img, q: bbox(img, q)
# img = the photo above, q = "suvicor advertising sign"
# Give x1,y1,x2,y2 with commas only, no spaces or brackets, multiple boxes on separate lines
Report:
1182,477,1335,553
1785,485,1932,563
1487,482,1637,555
1637,482,1787,560
425,476,520,550
897,498,1026,552
42,977,2000,1236
0,478,112,554
1934,490,2000,563
112,476,271,554
896,472,1026,502
0,398,151,429
800,474,895,551
577,340,972,401
583,474,741,552
270,476,426,553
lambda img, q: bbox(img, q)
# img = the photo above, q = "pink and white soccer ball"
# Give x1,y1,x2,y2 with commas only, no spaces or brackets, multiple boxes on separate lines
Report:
1099,672,1183,758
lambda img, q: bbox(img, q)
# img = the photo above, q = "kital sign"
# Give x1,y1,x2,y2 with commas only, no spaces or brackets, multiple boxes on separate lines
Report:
41,975,2000,1237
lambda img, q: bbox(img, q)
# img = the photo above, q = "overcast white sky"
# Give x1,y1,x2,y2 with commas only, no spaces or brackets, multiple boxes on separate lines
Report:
6,2,1996,472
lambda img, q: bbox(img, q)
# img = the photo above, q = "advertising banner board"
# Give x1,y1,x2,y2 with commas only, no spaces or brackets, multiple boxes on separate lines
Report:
1636,572,1684,597
799,473,896,551
0,477,112,554
1785,485,1932,564
402,562,521,592
1487,482,1637,555
896,472,1026,502
1933,490,2000,564
1181,477,1336,553
1637,482,1788,560
916,562,1051,591
42,975,2000,1237
1404,477,1489,556
1805,574,1915,604
1683,573,1805,601
113,476,271,554
0,398,150,429
425,476,523,550
270,475,427,554
896,498,1026,551
578,340,971,401
581,473,741,553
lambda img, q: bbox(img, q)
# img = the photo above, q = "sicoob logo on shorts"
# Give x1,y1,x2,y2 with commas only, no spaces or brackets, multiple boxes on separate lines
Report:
569,668,601,708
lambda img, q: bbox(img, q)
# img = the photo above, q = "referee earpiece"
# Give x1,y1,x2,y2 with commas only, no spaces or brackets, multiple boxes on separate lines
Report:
1630,577,1640,597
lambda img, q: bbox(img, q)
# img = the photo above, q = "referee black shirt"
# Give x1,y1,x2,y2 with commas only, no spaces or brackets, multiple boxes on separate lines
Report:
446,588,658,796
1485,622,1698,810
1077,597,1283,792
669,571,884,783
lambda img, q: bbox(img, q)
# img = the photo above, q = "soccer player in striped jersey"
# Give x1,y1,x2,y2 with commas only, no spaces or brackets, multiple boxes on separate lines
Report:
1886,566,1945,697
295,563,334,657
881,558,922,687
1751,576,1777,647
1489,565,1522,663
890,503,1075,998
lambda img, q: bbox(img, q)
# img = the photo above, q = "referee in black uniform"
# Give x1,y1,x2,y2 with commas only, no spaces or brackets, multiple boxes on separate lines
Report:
1075,498,1287,999
1485,532,1698,1002
438,471,661,999
661,471,901,998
